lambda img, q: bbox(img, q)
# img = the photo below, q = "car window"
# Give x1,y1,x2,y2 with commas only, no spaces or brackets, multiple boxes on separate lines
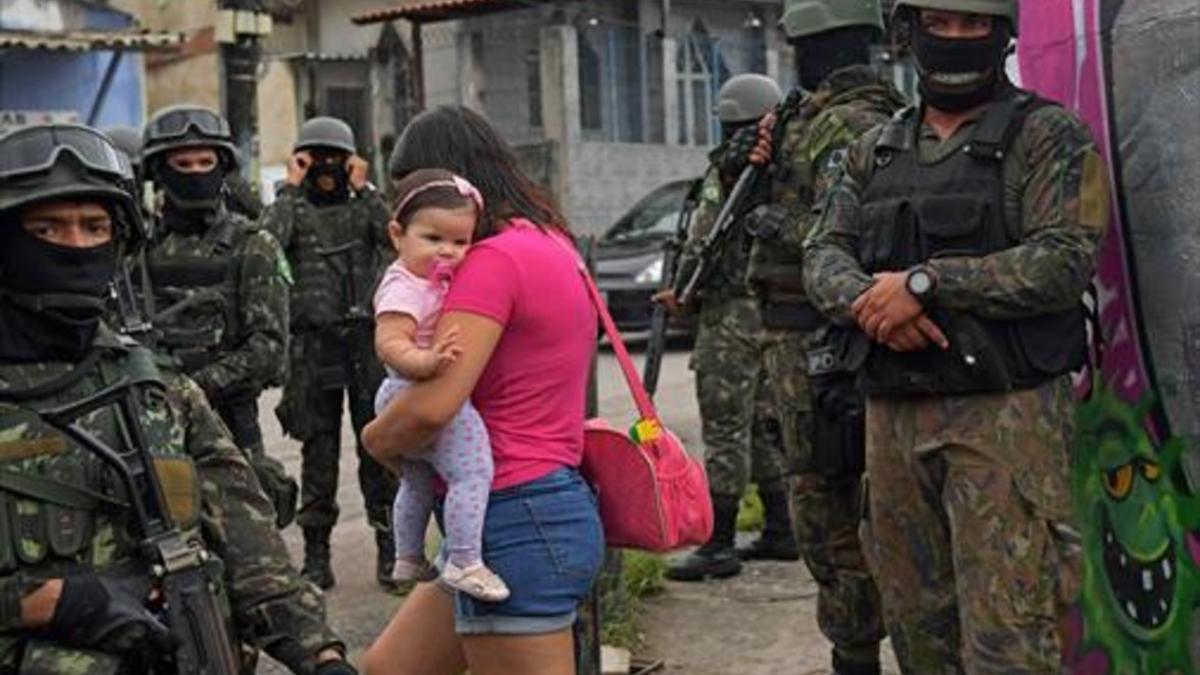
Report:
603,180,693,242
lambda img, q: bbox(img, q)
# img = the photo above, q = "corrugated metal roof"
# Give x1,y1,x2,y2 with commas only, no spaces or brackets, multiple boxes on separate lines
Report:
352,0,538,25
0,29,183,52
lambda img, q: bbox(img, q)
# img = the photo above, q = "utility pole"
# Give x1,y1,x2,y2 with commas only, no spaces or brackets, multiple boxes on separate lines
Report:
217,0,272,184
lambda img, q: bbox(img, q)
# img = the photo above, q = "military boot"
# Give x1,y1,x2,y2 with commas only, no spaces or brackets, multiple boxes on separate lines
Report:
301,527,335,590
665,494,742,582
375,528,401,593
737,484,801,561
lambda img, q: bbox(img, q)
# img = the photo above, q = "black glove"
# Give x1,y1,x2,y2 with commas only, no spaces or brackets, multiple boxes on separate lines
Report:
314,658,358,675
49,573,175,659
719,125,760,186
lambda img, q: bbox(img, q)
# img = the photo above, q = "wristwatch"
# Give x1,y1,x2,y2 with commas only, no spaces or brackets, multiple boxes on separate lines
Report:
905,264,938,305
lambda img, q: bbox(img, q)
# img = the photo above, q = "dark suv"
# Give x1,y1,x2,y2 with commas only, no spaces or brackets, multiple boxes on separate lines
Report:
593,179,696,333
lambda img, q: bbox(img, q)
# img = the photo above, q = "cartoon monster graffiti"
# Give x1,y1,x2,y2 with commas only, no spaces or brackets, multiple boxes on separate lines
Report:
1064,383,1200,673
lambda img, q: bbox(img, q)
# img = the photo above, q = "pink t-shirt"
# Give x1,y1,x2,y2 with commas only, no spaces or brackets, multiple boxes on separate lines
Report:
442,218,596,490
373,260,448,349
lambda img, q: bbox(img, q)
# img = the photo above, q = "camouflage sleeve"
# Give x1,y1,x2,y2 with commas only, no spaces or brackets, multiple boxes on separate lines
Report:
190,230,291,396
801,128,881,324
927,106,1110,318
673,165,723,287
768,106,882,254
257,186,302,249
173,373,341,664
361,189,395,280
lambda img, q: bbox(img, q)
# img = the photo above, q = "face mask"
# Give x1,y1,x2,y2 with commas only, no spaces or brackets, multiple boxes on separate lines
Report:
911,22,1011,112
304,161,350,206
792,26,874,93
720,120,754,142
159,164,225,214
0,222,116,362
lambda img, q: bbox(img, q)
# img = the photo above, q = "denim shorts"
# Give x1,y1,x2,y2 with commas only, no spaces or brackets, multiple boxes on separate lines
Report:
435,467,604,635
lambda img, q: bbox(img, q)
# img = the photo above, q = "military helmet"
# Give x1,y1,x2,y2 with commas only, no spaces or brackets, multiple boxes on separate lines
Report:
102,125,143,169
0,124,144,247
294,116,356,155
780,0,884,40
715,74,783,124
141,104,238,169
891,0,1019,34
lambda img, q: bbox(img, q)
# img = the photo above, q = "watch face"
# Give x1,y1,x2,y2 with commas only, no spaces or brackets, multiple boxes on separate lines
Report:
908,270,932,295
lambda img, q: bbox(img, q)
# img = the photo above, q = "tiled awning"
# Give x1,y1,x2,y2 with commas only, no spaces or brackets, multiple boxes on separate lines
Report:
0,29,183,52
352,0,538,25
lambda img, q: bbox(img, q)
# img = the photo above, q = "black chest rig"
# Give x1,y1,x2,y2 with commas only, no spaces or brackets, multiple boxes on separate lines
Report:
144,219,242,375
857,93,1087,396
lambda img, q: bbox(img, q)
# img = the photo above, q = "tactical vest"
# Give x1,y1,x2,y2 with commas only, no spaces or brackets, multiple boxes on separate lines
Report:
0,335,202,580
284,197,382,330
747,93,814,315
857,92,1087,396
144,217,244,375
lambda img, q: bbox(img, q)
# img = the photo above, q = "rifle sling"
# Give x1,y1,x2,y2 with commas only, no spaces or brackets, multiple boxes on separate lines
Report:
0,469,127,511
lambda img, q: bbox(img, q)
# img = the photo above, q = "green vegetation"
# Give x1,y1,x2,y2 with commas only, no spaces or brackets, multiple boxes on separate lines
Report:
600,551,667,649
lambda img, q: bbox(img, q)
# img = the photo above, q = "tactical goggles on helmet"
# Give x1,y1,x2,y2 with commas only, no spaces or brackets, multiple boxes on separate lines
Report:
145,107,231,142
0,125,132,181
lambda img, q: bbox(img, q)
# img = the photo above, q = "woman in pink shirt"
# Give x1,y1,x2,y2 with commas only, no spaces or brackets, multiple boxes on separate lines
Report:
361,106,603,675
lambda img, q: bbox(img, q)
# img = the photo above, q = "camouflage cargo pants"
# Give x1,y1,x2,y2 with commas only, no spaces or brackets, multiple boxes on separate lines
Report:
691,297,789,498
761,328,886,664
278,329,397,534
862,378,1081,675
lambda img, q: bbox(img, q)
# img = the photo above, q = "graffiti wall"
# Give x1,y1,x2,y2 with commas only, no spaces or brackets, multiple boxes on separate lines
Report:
1015,1,1200,672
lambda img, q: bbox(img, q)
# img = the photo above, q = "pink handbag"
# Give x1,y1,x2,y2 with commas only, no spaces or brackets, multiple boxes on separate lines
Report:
565,246,714,552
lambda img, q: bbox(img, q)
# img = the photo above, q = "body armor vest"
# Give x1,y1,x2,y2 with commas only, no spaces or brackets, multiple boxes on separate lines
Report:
144,218,243,374
285,198,381,330
858,91,1087,396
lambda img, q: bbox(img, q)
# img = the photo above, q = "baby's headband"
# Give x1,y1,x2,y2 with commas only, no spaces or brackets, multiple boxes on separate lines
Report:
394,174,484,220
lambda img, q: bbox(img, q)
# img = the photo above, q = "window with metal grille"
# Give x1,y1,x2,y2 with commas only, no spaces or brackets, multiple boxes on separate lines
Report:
323,86,366,153
676,21,729,147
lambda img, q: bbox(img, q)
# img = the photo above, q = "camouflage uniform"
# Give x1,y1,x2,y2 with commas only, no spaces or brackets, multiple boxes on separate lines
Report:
745,65,903,668
803,88,1109,672
0,326,342,672
260,184,396,562
684,150,790,500
144,204,298,528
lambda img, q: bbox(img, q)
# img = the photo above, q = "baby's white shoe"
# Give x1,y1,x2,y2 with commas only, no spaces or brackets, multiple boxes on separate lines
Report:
440,561,511,602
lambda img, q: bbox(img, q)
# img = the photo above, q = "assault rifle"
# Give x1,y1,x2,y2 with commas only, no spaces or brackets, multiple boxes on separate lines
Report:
643,179,702,399
27,377,240,675
672,165,760,308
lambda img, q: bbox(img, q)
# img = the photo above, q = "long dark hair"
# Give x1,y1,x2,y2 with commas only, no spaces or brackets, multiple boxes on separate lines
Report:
388,105,568,239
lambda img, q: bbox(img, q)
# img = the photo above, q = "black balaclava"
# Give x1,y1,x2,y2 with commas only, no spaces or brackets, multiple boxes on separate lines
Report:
792,25,876,92
911,19,1012,112
303,150,350,206
720,120,756,142
0,216,117,362
159,163,225,216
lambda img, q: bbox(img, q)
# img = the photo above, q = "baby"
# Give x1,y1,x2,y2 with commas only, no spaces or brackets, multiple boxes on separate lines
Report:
373,168,508,602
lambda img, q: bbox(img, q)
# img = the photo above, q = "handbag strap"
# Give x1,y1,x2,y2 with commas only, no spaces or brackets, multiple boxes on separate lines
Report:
554,235,659,421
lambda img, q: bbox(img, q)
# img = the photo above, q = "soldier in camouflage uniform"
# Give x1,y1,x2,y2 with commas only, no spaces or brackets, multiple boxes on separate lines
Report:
656,74,798,583
138,105,299,531
0,123,353,675
803,1,1108,671
259,117,397,591
715,2,905,671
